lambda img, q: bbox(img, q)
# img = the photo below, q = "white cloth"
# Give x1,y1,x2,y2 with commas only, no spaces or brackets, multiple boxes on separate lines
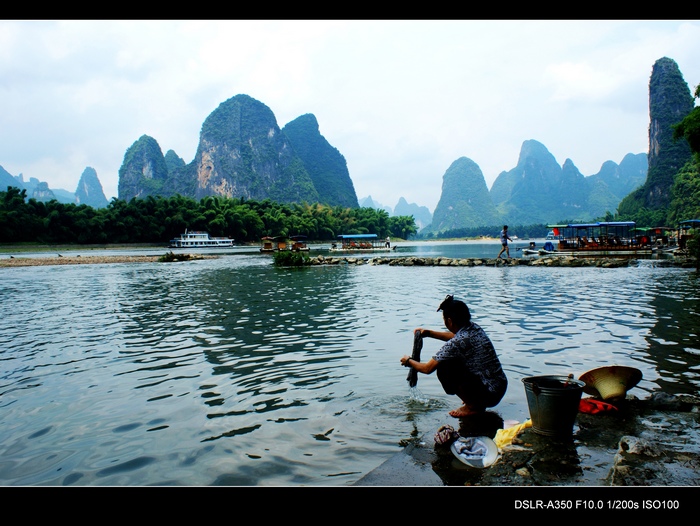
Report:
453,437,488,459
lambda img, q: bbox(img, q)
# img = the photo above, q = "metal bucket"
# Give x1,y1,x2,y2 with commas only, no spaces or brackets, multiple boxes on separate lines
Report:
522,375,585,437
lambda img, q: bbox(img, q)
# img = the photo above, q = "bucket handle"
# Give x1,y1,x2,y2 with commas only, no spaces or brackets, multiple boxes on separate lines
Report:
528,373,574,395
564,373,573,387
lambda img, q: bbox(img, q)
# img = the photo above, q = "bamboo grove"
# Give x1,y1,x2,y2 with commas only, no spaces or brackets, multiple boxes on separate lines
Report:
0,187,418,244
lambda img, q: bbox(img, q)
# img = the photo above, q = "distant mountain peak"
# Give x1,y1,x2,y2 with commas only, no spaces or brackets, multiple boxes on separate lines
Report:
282,113,358,208
428,156,500,232
75,166,109,208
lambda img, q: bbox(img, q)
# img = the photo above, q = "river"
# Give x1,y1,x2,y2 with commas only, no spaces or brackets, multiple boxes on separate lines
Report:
1,240,698,486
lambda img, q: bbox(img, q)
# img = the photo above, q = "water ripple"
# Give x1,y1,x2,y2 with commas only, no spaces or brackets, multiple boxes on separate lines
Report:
1,254,699,485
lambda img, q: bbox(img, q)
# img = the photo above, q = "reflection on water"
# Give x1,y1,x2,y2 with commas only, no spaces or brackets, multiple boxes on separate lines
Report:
0,247,699,486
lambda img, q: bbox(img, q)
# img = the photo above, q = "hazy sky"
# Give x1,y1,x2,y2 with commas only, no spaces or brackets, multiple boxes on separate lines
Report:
1,20,699,213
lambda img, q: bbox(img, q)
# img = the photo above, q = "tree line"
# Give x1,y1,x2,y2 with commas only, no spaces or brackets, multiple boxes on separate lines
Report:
0,187,418,245
418,224,552,240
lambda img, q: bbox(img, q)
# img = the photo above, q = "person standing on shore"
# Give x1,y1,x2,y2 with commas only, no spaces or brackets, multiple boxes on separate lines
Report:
400,295,508,418
497,225,512,259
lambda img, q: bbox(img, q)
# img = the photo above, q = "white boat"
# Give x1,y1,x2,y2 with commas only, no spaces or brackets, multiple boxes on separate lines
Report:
169,230,234,248
518,241,540,255
546,227,565,240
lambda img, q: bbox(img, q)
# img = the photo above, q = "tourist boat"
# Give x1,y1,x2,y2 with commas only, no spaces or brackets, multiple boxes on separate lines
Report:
290,235,310,252
260,236,289,253
329,234,395,252
169,230,234,248
537,221,653,257
673,219,700,256
632,226,678,253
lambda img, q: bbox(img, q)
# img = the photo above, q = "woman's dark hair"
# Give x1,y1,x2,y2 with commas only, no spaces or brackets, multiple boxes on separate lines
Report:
437,295,471,327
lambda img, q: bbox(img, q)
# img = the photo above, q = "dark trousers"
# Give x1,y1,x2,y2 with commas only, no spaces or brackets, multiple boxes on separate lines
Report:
436,358,504,409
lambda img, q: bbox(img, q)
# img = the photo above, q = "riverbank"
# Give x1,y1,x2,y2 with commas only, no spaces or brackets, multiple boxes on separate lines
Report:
0,253,215,267
355,392,700,488
0,242,168,254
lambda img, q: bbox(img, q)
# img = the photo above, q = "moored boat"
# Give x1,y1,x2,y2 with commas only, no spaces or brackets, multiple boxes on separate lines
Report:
329,234,396,252
538,222,653,257
169,230,234,248
290,235,310,252
519,241,540,255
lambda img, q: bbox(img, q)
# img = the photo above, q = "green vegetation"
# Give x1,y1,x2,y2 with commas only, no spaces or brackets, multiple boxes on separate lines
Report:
667,159,700,225
618,59,696,223
158,251,199,262
611,77,700,271
418,223,551,240
282,114,358,208
118,135,169,201
195,95,320,205
0,187,417,245
673,84,700,156
272,250,311,267
687,234,700,271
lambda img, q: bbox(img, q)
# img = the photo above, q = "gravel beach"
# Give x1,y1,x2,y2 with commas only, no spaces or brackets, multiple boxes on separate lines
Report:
0,254,215,267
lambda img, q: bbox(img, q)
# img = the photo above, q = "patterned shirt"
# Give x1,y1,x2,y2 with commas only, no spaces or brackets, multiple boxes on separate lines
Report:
433,322,507,395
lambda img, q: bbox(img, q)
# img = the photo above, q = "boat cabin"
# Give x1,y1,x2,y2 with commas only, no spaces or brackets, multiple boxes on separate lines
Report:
290,235,310,252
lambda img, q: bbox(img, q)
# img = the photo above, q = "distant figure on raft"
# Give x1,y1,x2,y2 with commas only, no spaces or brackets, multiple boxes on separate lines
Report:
401,295,508,418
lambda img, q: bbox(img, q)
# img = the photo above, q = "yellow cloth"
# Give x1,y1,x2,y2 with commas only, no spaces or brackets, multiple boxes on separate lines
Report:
494,419,532,449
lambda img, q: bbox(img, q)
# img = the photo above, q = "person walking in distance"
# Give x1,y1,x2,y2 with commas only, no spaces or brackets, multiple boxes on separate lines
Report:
497,225,512,259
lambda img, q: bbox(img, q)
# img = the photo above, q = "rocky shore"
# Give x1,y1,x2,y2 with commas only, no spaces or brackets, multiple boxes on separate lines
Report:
355,392,700,488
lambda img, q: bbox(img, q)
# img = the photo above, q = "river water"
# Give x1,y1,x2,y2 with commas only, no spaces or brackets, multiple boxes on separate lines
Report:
1,240,698,486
